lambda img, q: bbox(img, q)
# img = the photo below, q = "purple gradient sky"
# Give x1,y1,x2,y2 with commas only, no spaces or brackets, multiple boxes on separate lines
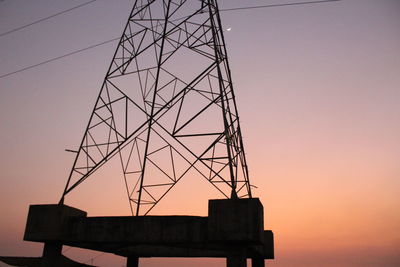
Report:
0,0,399,266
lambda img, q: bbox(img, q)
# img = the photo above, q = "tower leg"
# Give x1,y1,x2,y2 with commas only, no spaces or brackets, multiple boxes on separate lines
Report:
127,256,139,267
252,258,265,267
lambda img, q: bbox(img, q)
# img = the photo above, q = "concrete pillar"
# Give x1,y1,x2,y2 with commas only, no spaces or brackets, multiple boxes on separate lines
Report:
41,242,62,267
227,255,246,267
127,256,139,267
252,258,265,267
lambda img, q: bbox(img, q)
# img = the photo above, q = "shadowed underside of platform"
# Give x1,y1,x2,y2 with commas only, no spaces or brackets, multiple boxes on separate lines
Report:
15,199,273,267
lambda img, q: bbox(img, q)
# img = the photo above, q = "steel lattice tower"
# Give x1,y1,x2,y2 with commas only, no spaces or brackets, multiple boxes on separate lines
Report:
60,0,252,216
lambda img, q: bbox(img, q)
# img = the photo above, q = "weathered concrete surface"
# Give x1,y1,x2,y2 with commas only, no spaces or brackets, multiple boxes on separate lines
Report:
68,215,208,245
262,230,274,259
24,204,87,242
208,198,264,243
23,198,274,266
112,238,271,258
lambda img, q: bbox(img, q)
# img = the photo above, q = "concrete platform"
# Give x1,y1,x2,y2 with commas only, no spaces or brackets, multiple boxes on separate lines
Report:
21,198,273,267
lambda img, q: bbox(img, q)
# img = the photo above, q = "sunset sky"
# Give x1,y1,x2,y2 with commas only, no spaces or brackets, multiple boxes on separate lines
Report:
0,0,399,266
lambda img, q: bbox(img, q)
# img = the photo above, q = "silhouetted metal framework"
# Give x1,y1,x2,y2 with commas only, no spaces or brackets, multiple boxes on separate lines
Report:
60,0,252,215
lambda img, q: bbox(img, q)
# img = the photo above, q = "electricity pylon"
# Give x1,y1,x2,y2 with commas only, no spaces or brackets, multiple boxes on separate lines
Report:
60,0,252,216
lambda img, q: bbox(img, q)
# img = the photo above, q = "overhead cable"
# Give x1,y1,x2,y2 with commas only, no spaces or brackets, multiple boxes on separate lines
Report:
0,0,97,38
0,37,119,79
220,0,341,12
0,0,342,79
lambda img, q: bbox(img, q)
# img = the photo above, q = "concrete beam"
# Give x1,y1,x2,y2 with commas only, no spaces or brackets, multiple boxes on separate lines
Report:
23,199,274,261
67,216,207,245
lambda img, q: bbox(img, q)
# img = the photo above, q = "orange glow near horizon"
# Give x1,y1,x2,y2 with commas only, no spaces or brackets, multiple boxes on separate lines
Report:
1,1,400,267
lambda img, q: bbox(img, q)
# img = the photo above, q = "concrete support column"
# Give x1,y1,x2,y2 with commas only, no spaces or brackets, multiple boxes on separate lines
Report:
41,242,62,267
227,255,247,267
251,258,265,267
127,256,139,267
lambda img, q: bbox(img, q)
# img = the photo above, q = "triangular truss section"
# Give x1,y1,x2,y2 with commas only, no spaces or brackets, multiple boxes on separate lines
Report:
61,0,252,215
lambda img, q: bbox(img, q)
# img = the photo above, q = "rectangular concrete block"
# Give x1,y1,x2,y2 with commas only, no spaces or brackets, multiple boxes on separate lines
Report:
262,230,274,259
24,204,87,242
208,198,264,243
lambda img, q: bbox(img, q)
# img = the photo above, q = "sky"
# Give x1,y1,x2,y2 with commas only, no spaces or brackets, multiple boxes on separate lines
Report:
0,0,399,266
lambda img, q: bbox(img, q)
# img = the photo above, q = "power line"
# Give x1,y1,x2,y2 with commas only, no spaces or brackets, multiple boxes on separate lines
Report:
0,0,342,80
0,37,119,79
220,0,341,12
0,0,97,38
